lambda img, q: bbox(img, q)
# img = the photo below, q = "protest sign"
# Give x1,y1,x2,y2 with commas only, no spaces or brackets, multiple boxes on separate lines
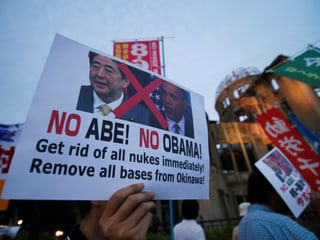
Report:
257,107,320,193
2,34,209,200
255,148,311,218
0,123,23,210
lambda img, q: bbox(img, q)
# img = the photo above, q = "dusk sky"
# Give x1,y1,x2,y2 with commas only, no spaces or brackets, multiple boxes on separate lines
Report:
1,0,319,124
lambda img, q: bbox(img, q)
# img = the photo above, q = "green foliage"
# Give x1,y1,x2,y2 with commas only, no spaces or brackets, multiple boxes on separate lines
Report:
147,232,171,240
147,225,234,240
205,225,233,240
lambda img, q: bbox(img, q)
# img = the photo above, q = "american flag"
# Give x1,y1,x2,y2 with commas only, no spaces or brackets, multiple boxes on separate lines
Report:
126,71,164,112
149,75,164,112
116,63,167,129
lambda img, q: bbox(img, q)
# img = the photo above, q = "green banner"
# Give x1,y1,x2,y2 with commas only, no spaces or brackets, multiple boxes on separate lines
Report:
273,47,320,88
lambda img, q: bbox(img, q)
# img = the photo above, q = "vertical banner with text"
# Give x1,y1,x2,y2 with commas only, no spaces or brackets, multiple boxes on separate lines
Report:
113,40,162,75
257,107,320,193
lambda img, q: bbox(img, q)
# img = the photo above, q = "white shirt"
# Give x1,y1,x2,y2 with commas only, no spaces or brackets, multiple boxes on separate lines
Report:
174,219,206,240
93,92,124,117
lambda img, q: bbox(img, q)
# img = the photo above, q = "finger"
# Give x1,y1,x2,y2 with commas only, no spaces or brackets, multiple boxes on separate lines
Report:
103,183,145,218
112,191,155,222
111,210,154,240
124,211,153,240
121,200,155,230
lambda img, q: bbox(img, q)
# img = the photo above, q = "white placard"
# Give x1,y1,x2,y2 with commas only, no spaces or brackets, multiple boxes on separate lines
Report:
2,34,209,200
255,148,311,218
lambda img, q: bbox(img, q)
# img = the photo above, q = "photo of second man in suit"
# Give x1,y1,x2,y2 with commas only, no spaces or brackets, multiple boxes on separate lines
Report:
150,81,195,138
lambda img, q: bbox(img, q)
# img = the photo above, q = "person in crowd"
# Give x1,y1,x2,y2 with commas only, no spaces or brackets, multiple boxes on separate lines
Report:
238,168,318,240
232,202,250,240
173,200,206,240
76,51,150,124
310,190,320,220
66,183,155,240
151,81,194,138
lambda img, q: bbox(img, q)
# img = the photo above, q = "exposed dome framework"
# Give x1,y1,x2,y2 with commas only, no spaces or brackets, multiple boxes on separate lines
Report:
216,67,261,100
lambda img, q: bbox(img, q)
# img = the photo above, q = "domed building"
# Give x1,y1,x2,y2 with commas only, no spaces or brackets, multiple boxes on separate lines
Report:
204,56,320,225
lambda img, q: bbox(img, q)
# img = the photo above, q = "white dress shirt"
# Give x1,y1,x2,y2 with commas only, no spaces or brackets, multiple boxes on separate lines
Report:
174,219,206,240
93,92,124,117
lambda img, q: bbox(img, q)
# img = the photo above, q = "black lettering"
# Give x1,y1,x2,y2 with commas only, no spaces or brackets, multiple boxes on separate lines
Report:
36,139,49,152
52,163,68,175
29,158,42,173
100,120,113,141
129,152,160,165
35,139,65,154
114,122,125,143
120,166,152,180
163,134,171,152
43,162,53,174
29,158,95,177
85,118,100,139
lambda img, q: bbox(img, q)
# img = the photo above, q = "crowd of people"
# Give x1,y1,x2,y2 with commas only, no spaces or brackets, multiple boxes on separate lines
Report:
64,167,319,239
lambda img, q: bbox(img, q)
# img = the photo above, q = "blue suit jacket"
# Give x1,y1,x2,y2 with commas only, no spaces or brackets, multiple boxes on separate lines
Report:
76,85,150,125
149,109,195,138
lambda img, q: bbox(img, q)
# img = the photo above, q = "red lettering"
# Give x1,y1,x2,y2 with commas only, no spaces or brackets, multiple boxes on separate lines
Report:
47,110,81,136
0,146,15,173
65,114,81,136
139,128,159,149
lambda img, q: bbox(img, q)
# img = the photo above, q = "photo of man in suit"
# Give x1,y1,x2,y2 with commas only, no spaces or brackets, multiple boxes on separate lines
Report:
151,81,194,138
76,51,150,125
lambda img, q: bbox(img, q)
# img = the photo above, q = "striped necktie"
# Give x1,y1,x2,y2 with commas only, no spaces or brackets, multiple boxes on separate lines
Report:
174,123,180,134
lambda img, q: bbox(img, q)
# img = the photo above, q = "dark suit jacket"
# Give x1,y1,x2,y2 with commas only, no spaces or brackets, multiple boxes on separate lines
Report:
76,85,150,125
150,109,195,138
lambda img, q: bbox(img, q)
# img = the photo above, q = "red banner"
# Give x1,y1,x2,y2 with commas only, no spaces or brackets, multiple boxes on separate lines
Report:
113,40,162,75
257,107,320,193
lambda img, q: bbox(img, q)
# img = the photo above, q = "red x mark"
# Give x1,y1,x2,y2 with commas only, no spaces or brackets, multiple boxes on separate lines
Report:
113,63,168,129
